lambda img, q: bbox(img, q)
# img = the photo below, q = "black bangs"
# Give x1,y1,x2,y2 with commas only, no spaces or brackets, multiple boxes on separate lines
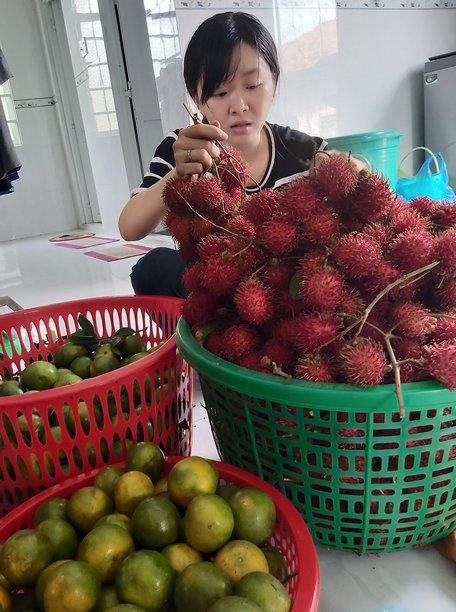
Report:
183,12,279,105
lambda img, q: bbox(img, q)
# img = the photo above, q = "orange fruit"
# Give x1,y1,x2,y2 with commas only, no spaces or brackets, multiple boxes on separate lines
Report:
36,518,78,561
213,540,269,585
208,596,262,611
160,543,203,573
234,571,291,612
0,585,12,612
114,470,155,516
33,497,68,526
34,559,68,610
173,561,232,612
184,494,234,553
105,604,145,611
229,487,276,546
167,456,219,508
115,550,175,611
42,560,101,612
77,524,135,583
20,360,59,391
94,512,132,533
53,343,88,368
126,441,165,481
97,584,120,610
66,486,113,532
94,465,126,499
131,496,180,549
0,529,53,586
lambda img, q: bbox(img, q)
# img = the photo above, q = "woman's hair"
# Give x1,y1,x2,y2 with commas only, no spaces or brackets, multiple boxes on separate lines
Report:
184,11,280,105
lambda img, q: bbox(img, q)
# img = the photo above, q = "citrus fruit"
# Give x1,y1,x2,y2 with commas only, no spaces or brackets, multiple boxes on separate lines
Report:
153,477,168,494
36,518,78,561
167,456,219,508
0,529,53,586
0,380,24,396
90,355,121,377
131,496,180,549
208,596,262,611
0,585,11,612
0,568,10,590
119,335,146,358
161,543,203,573
125,351,149,365
115,550,175,611
94,512,132,532
77,524,135,583
217,483,240,502
184,494,234,553
105,605,146,611
97,584,120,610
53,343,88,368
126,441,165,481
69,355,92,379
42,560,101,612
33,497,68,526
234,571,291,612
53,370,83,387
34,559,68,609
20,361,59,391
94,465,126,499
213,540,269,585
114,470,155,516
173,561,232,612
262,547,288,583
229,487,276,546
66,486,113,532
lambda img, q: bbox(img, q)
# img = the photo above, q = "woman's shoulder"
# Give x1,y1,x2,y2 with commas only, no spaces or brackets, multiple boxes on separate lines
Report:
267,122,324,150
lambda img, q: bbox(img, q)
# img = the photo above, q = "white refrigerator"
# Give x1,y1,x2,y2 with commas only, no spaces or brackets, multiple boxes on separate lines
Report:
424,52,456,191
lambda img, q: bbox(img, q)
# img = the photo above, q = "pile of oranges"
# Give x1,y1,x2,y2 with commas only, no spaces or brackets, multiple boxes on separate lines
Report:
0,442,292,611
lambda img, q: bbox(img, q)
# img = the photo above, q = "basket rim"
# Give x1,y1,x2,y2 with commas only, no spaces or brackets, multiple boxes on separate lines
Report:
176,318,455,410
0,456,320,612
0,295,184,404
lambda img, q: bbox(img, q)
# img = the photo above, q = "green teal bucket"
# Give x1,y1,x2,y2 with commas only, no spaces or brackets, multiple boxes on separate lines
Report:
325,130,403,185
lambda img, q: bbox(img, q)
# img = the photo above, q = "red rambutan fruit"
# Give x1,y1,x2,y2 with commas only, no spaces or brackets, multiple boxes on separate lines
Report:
391,337,423,361
235,244,269,274
300,206,339,247
432,202,456,230
337,338,387,386
360,312,388,344
423,342,456,390
182,262,205,293
263,259,295,289
297,250,328,280
189,176,226,219
409,196,439,219
234,279,273,324
162,176,192,214
258,217,298,254
295,352,334,382
312,155,358,203
203,329,226,357
243,189,280,225
274,318,297,344
225,215,256,240
217,146,248,194
223,323,261,359
434,277,456,309
181,290,218,325
238,350,266,372
178,237,198,263
349,171,395,222
331,233,382,278
293,314,341,352
433,229,456,276
431,317,456,343
261,338,295,371
197,234,235,262
389,302,436,339
191,216,216,240
279,177,322,220
363,222,393,251
300,268,344,312
164,210,192,244
273,290,305,317
200,258,242,295
338,287,365,319
388,206,430,236
388,229,435,273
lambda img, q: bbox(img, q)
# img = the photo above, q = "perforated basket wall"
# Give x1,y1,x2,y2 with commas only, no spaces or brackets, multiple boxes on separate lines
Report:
176,318,456,554
0,457,320,611
0,296,193,515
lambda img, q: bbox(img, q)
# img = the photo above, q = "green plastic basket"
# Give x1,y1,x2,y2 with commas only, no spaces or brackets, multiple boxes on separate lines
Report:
325,130,403,185
176,318,456,554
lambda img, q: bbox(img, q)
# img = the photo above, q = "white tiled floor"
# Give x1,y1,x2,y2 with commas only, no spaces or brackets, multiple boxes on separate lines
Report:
1,230,456,612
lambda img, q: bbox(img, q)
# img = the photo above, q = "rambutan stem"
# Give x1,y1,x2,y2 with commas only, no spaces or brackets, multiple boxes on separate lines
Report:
383,333,405,418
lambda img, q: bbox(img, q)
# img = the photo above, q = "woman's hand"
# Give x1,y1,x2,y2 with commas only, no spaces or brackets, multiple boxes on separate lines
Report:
173,121,228,178
311,149,368,174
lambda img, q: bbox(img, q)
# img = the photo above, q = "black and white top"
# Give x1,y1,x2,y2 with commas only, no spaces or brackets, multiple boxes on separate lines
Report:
131,123,326,197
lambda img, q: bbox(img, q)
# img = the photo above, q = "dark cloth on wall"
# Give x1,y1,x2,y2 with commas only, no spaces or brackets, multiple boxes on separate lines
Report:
0,170,19,195
0,45,21,186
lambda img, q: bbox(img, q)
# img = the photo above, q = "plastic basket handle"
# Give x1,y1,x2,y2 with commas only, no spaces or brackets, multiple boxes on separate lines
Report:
398,146,439,179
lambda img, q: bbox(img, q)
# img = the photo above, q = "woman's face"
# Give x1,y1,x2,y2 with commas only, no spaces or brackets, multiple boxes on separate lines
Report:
196,43,276,149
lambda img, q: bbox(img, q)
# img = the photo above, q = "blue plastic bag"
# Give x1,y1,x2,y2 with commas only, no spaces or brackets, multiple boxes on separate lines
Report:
395,151,456,202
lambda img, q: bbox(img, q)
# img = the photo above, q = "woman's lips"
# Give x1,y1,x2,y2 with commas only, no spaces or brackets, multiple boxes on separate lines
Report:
230,123,251,135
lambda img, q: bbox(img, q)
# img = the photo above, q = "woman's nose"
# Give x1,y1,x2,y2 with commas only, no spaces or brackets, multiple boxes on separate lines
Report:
229,92,248,114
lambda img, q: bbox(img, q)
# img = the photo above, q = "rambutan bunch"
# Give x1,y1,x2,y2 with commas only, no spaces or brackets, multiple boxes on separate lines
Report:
311,154,358,204
279,177,322,220
162,176,193,214
215,146,248,195
347,170,395,223
189,175,228,220
257,215,298,254
243,188,280,225
387,228,435,273
299,206,339,247
164,210,193,244
331,233,382,278
432,229,456,276
299,268,344,313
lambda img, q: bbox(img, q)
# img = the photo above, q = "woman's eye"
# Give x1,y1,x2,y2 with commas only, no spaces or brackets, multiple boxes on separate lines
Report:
213,91,227,98
247,83,261,90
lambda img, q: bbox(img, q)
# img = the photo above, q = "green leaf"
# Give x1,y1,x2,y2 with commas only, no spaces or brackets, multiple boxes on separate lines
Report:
113,327,136,337
77,314,97,337
288,273,300,300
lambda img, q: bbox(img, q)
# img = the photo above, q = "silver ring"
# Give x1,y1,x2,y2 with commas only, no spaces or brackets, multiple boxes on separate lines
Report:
187,149,193,163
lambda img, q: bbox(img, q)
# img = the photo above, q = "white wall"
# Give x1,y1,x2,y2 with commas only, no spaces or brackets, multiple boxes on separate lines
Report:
0,0,79,241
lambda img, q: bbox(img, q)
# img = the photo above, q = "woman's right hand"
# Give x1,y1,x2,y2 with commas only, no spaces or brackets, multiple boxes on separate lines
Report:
173,121,228,177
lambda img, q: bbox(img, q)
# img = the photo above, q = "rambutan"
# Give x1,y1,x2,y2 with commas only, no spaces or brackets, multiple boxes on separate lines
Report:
235,244,269,274
197,234,235,262
295,352,334,382
203,329,226,357
348,171,394,222
297,250,328,280
389,302,436,339
388,207,430,236
391,337,423,361
189,176,226,219
432,229,456,276
423,342,456,390
164,210,193,244
200,258,242,295
387,229,435,273
299,206,339,246
263,259,295,289
331,233,382,278
274,317,297,344
243,189,280,225
363,222,393,251
234,279,273,324
337,338,387,386
238,350,266,372
178,237,198,263
432,202,456,230
257,217,298,254
338,287,365,319
431,317,456,343
300,268,343,312
191,216,216,240
225,214,256,240
409,196,439,219
293,314,341,352
261,338,295,371
162,176,192,214
273,289,305,317
360,312,388,344
182,262,205,293
434,277,456,309
279,177,322,220
181,290,218,325
222,323,261,359
216,146,248,194
312,155,357,203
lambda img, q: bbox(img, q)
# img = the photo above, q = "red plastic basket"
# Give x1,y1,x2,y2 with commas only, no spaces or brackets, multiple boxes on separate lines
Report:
0,296,193,516
0,456,320,611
